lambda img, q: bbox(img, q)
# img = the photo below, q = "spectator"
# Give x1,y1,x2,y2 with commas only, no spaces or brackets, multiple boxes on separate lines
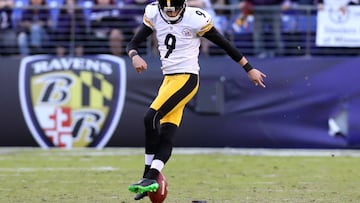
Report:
120,0,152,30
241,0,291,58
231,0,253,33
119,0,155,55
53,0,86,56
88,0,124,56
0,0,17,56
17,0,51,56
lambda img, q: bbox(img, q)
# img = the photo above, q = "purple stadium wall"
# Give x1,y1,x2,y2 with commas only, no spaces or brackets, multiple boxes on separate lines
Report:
0,56,359,148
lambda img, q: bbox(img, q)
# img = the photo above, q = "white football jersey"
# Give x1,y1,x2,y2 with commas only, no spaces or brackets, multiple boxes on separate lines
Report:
143,3,213,75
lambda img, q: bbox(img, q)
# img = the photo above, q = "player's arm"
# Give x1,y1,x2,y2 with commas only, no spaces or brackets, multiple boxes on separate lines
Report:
126,23,154,74
202,27,267,88
202,27,251,70
126,23,153,56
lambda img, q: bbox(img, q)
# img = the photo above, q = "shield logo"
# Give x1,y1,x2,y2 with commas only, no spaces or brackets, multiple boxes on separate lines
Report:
19,55,126,149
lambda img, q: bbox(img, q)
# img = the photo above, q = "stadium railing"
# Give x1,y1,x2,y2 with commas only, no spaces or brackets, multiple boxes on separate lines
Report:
1,4,359,58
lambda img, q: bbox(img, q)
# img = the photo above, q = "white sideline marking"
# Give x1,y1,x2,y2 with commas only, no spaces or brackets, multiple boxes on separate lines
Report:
0,147,360,157
0,166,118,172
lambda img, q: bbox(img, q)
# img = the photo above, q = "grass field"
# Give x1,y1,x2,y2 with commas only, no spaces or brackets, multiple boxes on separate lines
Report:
0,148,359,203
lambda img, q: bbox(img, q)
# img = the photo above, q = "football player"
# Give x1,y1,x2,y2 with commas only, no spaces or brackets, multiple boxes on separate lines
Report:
127,0,267,200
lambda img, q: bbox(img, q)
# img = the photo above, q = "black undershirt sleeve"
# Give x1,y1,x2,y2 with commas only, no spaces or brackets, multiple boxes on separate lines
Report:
202,27,244,62
126,23,154,54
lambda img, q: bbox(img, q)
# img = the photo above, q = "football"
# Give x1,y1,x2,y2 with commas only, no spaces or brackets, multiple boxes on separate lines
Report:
148,172,168,203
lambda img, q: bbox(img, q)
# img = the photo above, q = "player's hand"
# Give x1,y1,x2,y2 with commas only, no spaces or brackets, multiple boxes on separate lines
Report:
247,68,266,88
132,55,147,74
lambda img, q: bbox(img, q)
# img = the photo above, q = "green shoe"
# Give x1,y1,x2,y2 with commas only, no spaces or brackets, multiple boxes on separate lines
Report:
128,178,159,194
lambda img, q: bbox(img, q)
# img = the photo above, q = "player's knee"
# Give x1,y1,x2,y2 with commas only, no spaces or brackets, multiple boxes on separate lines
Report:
144,108,162,130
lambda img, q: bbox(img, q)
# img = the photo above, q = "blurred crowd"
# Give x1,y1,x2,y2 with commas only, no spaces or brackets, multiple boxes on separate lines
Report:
0,0,359,57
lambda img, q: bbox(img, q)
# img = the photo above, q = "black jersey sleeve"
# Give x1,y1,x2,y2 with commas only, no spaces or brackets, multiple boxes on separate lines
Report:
126,23,154,53
202,27,244,62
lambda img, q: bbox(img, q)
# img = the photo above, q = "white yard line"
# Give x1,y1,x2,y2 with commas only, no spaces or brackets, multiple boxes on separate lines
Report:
0,147,360,157
0,166,118,172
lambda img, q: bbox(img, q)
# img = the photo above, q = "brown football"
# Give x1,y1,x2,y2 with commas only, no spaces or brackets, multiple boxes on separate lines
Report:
148,172,168,203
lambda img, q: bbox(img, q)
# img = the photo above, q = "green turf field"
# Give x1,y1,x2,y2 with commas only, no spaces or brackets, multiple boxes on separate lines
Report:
0,148,359,203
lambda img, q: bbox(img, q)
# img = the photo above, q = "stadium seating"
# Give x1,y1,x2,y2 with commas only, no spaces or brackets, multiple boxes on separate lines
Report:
12,0,29,28
46,0,64,29
1,4,358,57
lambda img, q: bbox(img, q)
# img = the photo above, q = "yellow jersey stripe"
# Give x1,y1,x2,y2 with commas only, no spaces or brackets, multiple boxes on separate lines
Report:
197,21,213,36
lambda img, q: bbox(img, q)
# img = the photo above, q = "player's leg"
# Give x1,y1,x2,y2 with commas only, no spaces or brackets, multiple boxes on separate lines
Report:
129,74,198,194
132,122,177,199
129,73,198,195
131,108,164,200
144,74,199,179
129,109,163,196
144,122,177,179
143,108,164,177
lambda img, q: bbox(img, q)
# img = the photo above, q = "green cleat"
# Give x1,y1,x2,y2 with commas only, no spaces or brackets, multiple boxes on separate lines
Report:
128,178,159,194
